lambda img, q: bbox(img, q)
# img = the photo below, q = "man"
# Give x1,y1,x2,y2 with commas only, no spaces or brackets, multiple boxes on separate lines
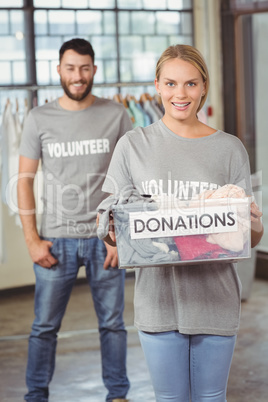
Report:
18,38,132,402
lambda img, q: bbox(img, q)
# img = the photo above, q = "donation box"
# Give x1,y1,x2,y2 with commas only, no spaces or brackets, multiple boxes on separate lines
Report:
112,197,251,269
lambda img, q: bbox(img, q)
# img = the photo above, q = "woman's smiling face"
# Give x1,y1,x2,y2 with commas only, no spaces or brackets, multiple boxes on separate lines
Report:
155,58,206,125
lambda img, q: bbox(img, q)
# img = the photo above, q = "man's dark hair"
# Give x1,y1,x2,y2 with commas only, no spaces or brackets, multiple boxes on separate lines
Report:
59,38,95,63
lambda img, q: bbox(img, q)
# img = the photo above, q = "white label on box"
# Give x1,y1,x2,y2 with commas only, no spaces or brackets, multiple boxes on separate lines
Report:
129,205,238,240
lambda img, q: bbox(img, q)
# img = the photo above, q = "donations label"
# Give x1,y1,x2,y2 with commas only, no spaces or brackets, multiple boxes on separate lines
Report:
129,205,238,240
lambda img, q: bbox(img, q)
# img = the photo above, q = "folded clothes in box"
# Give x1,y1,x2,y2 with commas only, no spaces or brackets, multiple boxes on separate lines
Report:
112,197,251,269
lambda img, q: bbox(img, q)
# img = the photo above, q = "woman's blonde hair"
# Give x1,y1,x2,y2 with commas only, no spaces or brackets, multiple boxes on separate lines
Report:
155,44,209,113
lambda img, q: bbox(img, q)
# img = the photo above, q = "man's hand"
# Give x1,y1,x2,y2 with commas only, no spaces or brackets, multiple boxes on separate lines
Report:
103,242,118,270
18,155,58,268
28,238,58,269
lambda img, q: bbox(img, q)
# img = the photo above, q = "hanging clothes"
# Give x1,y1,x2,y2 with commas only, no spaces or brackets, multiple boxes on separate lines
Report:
135,102,151,127
150,98,164,120
127,96,146,128
1,99,23,225
113,93,135,125
153,94,165,115
1,100,13,207
15,98,23,148
140,93,162,123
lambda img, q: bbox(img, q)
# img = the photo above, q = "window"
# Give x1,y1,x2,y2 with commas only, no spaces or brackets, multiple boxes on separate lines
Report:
0,1,193,100
0,10,26,85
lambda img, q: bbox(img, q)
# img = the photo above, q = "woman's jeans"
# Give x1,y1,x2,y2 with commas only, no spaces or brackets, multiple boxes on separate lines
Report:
24,237,129,402
139,330,236,402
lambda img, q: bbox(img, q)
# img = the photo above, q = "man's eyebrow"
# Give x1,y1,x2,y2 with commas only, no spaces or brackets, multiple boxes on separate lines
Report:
64,63,91,67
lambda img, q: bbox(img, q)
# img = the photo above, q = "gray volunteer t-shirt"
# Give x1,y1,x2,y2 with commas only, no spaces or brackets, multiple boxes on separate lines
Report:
102,120,252,336
20,97,132,238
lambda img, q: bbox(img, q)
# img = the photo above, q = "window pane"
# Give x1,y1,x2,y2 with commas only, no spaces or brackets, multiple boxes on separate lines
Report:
120,52,156,82
0,36,25,61
184,0,193,7
120,60,133,82
62,35,80,42
35,36,62,60
77,11,103,35
13,61,27,84
91,36,117,58
132,55,156,81
167,0,192,9
48,11,75,35
89,0,115,8
0,62,11,84
94,60,119,84
34,10,48,35
0,11,9,35
10,11,24,35
36,60,50,84
144,36,168,55
143,0,167,9
117,0,142,9
181,12,192,35
34,0,61,7
119,36,143,57
118,12,130,35
94,60,104,83
156,12,180,35
132,12,155,35
62,0,88,7
0,0,23,7
103,59,117,82
104,11,116,35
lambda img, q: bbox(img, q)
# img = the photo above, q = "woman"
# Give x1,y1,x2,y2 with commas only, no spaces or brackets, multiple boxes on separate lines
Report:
97,45,263,401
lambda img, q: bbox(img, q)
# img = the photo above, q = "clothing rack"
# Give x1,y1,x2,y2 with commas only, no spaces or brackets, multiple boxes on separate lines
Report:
0,82,156,114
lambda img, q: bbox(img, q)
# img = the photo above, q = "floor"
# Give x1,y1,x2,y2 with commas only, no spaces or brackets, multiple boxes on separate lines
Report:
1,274,268,402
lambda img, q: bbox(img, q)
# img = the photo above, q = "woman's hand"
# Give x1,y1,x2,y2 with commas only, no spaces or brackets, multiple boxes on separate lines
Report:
250,201,262,222
250,201,264,248
108,211,116,243
96,212,117,247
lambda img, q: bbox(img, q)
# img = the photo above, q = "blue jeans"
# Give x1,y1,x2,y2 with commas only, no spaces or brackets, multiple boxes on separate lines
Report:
139,330,236,402
24,237,130,402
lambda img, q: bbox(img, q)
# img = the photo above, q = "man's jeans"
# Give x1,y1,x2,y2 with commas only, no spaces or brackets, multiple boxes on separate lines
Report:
24,237,130,402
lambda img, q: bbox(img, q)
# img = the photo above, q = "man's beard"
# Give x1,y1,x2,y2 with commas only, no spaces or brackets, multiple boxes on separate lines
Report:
60,78,94,101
